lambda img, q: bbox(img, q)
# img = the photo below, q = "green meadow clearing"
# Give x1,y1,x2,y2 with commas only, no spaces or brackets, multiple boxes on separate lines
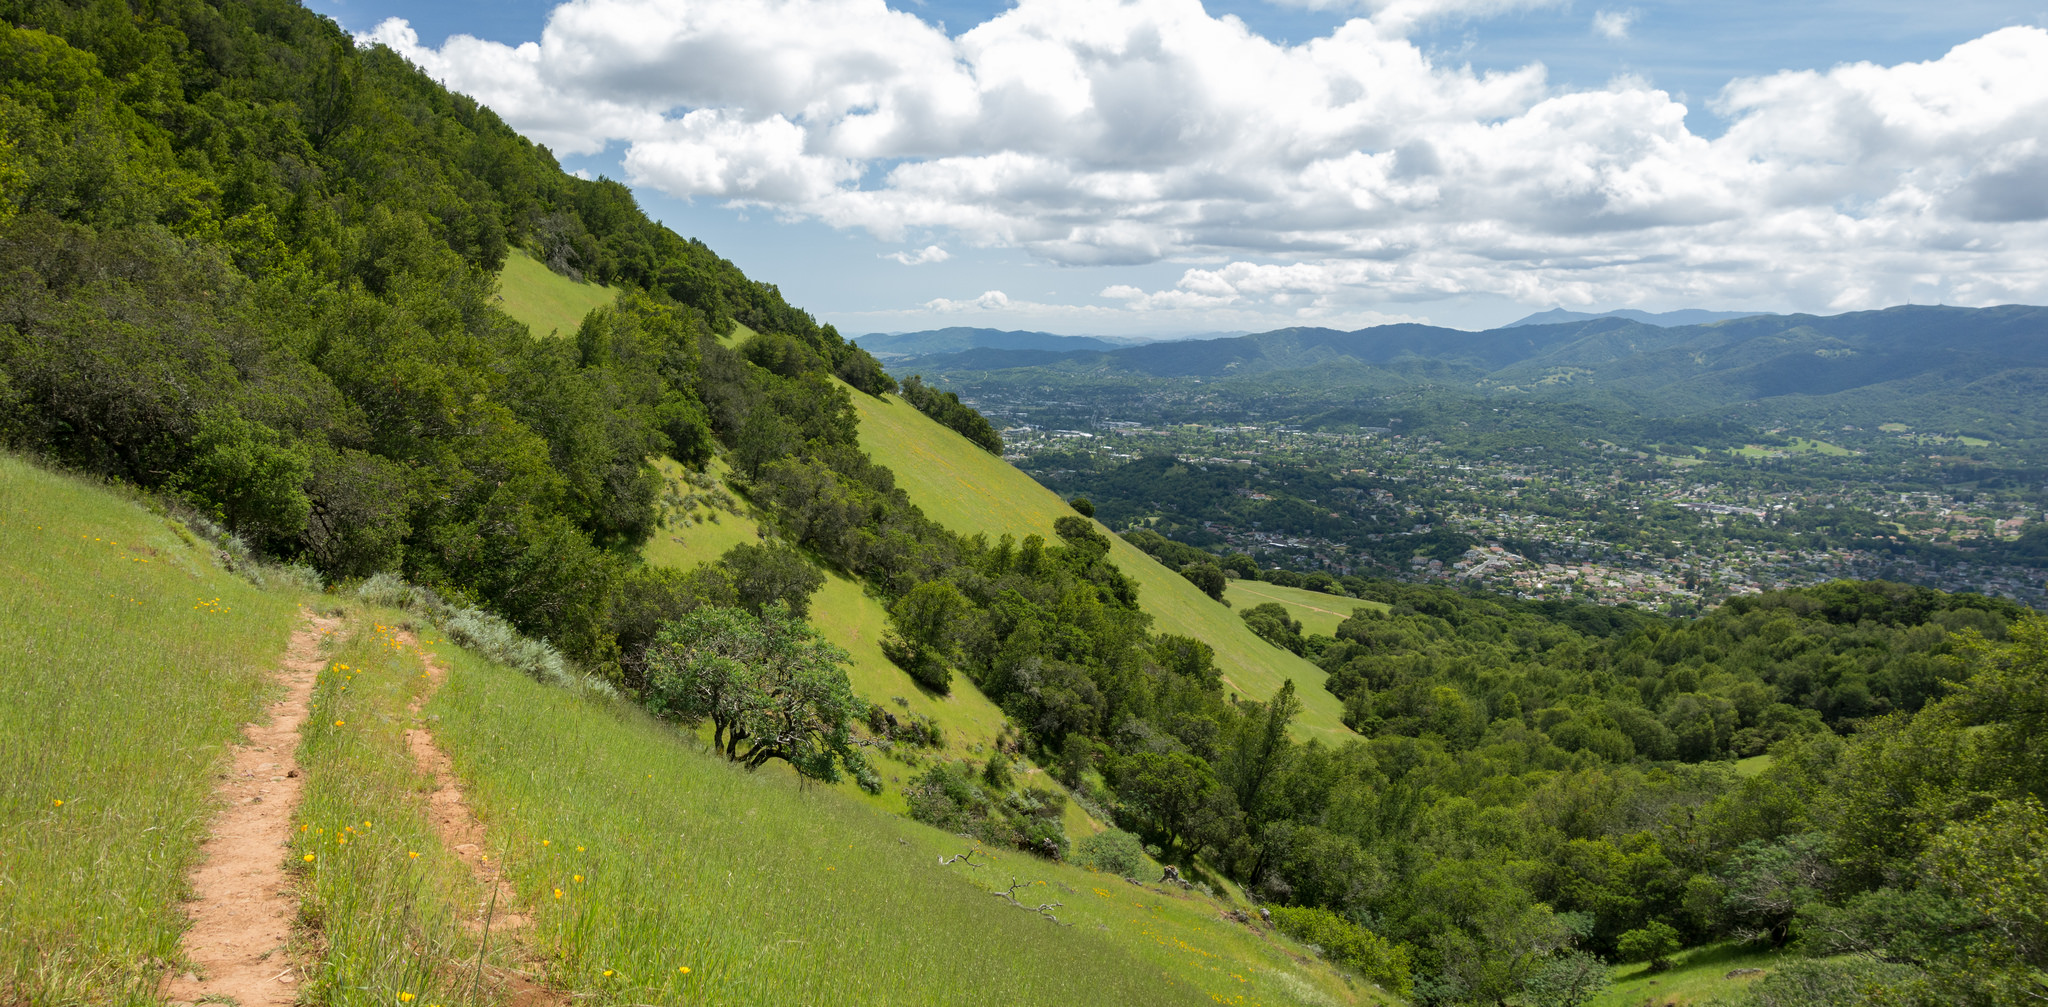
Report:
847,388,1355,745
1225,579,1389,638
1586,941,1787,1007
495,248,619,337
1729,437,1853,458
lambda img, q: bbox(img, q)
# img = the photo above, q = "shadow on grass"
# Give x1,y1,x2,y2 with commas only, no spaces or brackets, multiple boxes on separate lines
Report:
1618,941,1768,982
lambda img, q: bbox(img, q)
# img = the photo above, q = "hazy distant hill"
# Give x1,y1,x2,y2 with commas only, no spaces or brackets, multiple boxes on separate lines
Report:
1504,307,1775,328
903,304,2048,434
853,327,1131,359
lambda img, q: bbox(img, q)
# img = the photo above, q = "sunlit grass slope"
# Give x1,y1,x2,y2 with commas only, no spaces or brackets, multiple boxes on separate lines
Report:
291,615,489,1007
1588,940,1786,1007
847,389,1353,744
1226,580,1388,638
0,455,303,1004
495,248,618,337
428,641,1375,1006
0,452,1369,1005
640,459,1014,786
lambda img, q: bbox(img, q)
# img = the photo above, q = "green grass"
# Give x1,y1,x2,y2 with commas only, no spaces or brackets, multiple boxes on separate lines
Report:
1734,754,1773,777
639,458,1017,795
495,249,618,338
0,454,303,1004
847,388,1353,744
291,615,493,1006
1225,580,1387,639
1588,941,1787,1007
1729,437,1851,458
0,451,1371,1006
426,640,1375,1006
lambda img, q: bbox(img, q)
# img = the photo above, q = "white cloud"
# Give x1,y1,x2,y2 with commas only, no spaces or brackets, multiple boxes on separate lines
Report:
1267,0,1564,36
924,289,1013,311
364,3,2048,315
885,244,953,265
1592,9,1635,40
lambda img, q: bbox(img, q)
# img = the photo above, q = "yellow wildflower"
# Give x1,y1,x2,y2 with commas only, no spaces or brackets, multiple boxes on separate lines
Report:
303,854,316,862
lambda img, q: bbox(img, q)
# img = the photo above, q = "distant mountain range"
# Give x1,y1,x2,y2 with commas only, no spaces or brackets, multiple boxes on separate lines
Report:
852,326,1238,360
899,304,2048,435
1504,307,1776,328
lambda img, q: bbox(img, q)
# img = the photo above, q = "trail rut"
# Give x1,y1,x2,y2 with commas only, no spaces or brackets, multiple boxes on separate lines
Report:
399,630,562,1005
161,609,339,1007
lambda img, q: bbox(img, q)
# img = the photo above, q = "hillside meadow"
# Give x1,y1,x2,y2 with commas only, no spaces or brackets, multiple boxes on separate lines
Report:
848,388,1354,745
0,451,1371,1005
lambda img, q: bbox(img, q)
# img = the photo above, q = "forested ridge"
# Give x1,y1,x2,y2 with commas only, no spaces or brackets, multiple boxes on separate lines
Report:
2,3,2045,1006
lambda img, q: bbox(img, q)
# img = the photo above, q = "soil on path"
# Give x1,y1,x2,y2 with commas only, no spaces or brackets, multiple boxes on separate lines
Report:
399,630,562,1006
399,633,527,931
162,609,340,1007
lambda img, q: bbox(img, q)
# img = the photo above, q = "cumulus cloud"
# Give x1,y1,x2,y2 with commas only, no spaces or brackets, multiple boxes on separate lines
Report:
924,289,1013,311
1592,9,1635,40
364,2,2048,314
885,244,953,265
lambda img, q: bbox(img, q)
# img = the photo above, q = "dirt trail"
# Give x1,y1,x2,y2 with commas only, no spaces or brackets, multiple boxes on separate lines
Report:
398,630,562,1005
162,609,340,1007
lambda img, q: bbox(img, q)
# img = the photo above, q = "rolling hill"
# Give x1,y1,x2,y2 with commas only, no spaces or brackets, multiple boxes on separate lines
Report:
904,304,2048,436
851,326,1135,359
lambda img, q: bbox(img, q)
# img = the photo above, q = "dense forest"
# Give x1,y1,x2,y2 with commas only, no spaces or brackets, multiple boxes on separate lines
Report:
2,2,2043,1005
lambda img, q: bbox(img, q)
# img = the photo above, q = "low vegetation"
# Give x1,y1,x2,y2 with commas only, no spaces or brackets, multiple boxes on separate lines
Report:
0,456,302,1003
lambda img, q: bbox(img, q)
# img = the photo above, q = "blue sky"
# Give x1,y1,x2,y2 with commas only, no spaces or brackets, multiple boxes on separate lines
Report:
317,0,2048,333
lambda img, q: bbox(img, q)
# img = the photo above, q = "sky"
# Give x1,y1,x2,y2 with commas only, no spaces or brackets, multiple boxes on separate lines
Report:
307,0,2048,334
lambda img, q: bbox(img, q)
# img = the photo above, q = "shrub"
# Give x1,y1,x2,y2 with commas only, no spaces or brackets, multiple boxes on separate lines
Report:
1523,950,1611,1007
1180,561,1226,601
1741,958,1928,1007
1266,905,1412,997
1240,602,1305,655
1615,921,1681,972
1075,828,1148,878
881,632,953,692
906,763,1068,858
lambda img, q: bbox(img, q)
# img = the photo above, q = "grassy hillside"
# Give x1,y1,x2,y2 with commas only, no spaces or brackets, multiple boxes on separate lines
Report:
641,459,1023,798
496,248,619,337
1226,579,1389,638
0,455,305,1003
0,451,1368,1005
430,636,1375,1006
1587,941,1787,1007
847,389,1354,744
